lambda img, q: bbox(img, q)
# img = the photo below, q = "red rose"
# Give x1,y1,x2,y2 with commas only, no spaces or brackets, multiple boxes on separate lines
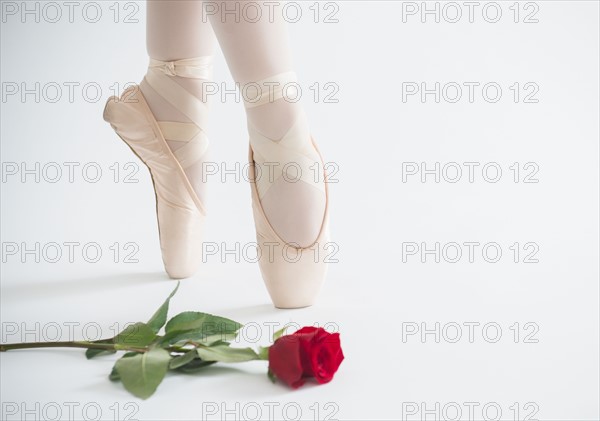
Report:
268,327,344,388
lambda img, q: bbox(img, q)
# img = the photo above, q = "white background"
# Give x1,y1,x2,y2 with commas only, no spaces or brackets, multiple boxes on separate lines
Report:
1,1,599,420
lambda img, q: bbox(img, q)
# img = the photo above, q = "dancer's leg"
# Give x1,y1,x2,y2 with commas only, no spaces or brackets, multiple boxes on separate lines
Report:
146,0,216,62
142,0,217,204
209,2,326,247
104,1,217,278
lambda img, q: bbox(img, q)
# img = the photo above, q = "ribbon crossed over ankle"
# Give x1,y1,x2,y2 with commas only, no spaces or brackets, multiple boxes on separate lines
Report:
144,56,212,177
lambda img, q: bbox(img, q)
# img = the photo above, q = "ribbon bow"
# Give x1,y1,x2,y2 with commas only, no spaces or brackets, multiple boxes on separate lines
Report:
162,61,177,76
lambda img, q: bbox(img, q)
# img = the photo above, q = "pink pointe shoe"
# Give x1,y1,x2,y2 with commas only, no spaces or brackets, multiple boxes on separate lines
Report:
103,57,210,279
245,73,331,309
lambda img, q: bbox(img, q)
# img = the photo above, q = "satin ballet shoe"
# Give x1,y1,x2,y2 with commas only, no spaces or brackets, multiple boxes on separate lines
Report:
248,140,330,308
103,57,211,279
245,72,330,308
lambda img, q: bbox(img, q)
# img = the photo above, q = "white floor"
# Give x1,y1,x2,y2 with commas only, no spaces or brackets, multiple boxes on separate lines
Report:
1,1,598,420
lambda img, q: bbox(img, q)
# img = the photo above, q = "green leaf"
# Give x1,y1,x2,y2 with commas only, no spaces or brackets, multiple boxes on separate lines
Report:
159,329,237,347
169,350,197,370
147,282,180,333
114,348,170,399
85,348,116,359
200,333,238,346
177,359,216,373
109,366,120,381
196,344,259,363
257,346,270,361
114,322,156,348
267,368,277,384
109,352,138,381
165,311,242,336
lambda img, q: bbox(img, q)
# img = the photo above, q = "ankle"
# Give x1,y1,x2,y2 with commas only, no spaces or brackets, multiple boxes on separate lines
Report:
140,56,213,124
242,71,310,141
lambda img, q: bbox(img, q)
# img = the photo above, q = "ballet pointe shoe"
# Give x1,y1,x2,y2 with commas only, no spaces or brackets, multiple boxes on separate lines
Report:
245,72,330,308
103,58,211,279
248,140,330,308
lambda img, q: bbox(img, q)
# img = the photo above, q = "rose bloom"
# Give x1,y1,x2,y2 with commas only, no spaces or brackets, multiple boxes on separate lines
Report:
268,327,344,388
